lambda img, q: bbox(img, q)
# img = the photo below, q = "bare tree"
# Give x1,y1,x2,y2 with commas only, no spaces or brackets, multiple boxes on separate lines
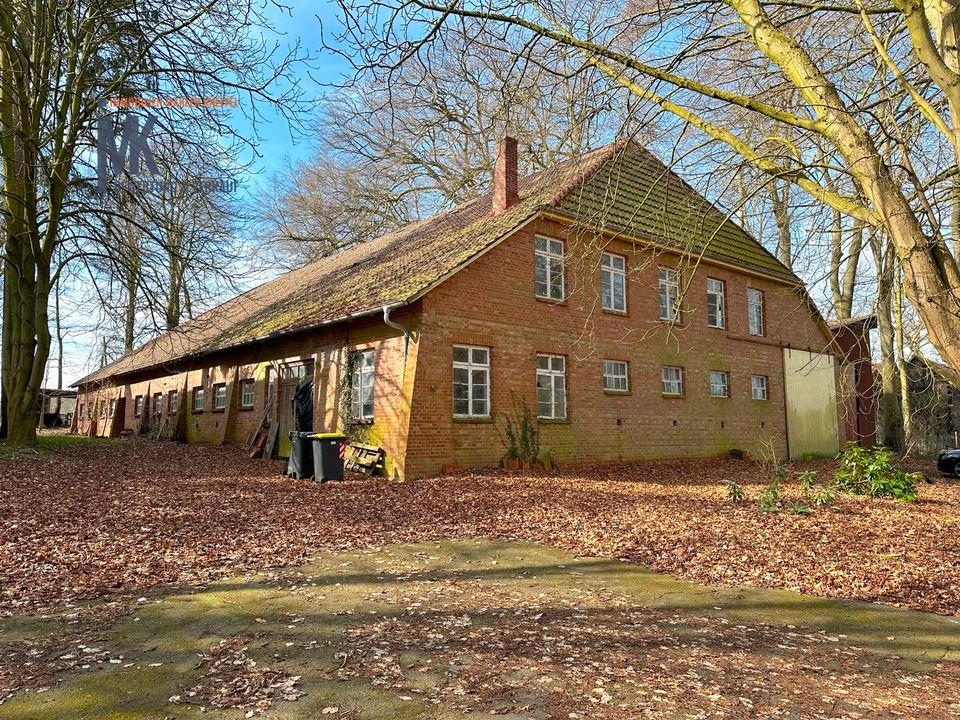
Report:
0,0,306,444
331,0,960,380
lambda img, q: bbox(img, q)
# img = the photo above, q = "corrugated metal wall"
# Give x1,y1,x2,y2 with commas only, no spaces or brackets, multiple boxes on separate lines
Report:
783,349,840,459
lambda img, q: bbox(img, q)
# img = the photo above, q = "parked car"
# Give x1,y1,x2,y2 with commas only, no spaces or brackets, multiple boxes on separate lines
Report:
937,449,960,478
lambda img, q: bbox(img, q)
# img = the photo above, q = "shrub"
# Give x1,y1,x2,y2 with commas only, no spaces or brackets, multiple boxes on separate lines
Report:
726,481,745,503
789,500,812,516
834,443,918,502
759,481,782,513
500,395,540,464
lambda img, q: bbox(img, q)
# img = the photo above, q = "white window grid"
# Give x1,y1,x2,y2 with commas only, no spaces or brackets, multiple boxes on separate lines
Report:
748,288,764,336
603,360,629,392
453,345,490,417
751,375,769,400
707,278,725,329
534,236,565,300
659,267,680,321
710,371,730,398
351,350,375,420
536,354,567,419
661,366,684,396
601,252,626,312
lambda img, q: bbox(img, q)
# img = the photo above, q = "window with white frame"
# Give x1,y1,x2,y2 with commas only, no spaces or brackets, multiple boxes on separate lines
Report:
710,371,730,398
153,392,163,416
108,399,116,417
168,390,179,414
600,252,626,312
751,375,769,400
707,278,725,329
213,383,227,410
134,395,144,417
240,379,255,409
659,267,680,321
747,288,764,336
602,360,629,392
453,345,490,417
534,236,565,300
536,354,567,419
661,366,684,396
351,349,375,421
192,386,205,412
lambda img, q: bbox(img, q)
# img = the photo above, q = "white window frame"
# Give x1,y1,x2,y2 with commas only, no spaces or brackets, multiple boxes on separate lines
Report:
351,349,375,421
706,278,725,329
213,383,227,411
168,390,179,414
661,366,684,396
751,375,769,400
602,360,629,392
153,392,163,416
134,395,144,417
748,288,765,336
240,379,255,409
534,236,565,301
193,387,205,412
600,252,627,313
710,371,730,398
659,267,680,321
108,399,116,417
536,354,567,419
452,345,491,418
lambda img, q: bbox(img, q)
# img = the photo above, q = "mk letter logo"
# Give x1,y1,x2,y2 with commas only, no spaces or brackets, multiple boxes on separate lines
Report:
97,102,159,192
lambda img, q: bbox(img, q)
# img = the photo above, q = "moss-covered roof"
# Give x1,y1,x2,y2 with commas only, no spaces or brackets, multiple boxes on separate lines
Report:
77,141,797,385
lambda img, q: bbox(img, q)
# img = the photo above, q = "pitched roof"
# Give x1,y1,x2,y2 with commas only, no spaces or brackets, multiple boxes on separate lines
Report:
77,141,797,385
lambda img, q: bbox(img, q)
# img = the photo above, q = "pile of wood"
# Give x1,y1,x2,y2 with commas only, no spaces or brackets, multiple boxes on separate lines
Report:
246,406,278,459
345,442,385,476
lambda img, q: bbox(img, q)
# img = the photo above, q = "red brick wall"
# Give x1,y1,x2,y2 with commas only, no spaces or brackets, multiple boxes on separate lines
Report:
76,307,421,478
405,217,835,477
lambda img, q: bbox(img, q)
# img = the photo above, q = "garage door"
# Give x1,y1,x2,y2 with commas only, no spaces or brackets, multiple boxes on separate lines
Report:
783,348,840,459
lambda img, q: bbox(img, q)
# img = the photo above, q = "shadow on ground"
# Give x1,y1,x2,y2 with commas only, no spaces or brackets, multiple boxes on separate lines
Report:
2,540,959,719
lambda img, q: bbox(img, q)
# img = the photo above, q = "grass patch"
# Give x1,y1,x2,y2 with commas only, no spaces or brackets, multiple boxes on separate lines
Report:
0,433,108,460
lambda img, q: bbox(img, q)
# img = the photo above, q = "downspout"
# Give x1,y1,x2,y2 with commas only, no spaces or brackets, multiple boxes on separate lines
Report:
382,305,410,361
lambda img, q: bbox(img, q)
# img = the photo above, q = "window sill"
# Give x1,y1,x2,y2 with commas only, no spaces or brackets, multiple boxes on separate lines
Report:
534,295,567,306
603,389,632,396
453,416,494,424
707,324,726,331
601,308,628,317
710,395,730,400
350,418,374,425
661,393,685,399
538,418,570,424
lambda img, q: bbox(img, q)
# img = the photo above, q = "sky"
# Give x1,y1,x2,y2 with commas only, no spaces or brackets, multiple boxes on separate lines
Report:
55,2,348,387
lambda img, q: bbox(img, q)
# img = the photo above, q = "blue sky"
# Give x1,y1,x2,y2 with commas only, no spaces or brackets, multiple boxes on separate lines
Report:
58,3,346,385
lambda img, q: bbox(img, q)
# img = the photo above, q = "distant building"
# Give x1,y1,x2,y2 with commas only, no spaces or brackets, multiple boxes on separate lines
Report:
39,388,77,428
75,139,850,477
907,357,960,454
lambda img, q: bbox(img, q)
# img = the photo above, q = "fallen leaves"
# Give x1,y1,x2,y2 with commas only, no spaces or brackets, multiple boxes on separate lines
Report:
0,438,958,618
174,635,303,715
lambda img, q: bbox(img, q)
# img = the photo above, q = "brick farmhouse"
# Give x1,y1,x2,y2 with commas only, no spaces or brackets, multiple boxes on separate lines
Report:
74,139,869,478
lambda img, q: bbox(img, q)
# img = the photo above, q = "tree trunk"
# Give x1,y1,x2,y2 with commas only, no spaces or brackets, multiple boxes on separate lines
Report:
769,179,792,269
894,265,914,451
872,236,903,450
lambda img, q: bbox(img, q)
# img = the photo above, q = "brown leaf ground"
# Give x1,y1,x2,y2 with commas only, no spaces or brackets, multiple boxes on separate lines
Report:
0,437,957,616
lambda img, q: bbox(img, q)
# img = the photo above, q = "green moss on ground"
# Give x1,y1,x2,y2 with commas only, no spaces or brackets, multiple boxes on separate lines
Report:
2,540,958,718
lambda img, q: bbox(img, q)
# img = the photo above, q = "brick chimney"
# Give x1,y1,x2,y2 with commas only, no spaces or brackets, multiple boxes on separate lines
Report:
492,136,519,215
